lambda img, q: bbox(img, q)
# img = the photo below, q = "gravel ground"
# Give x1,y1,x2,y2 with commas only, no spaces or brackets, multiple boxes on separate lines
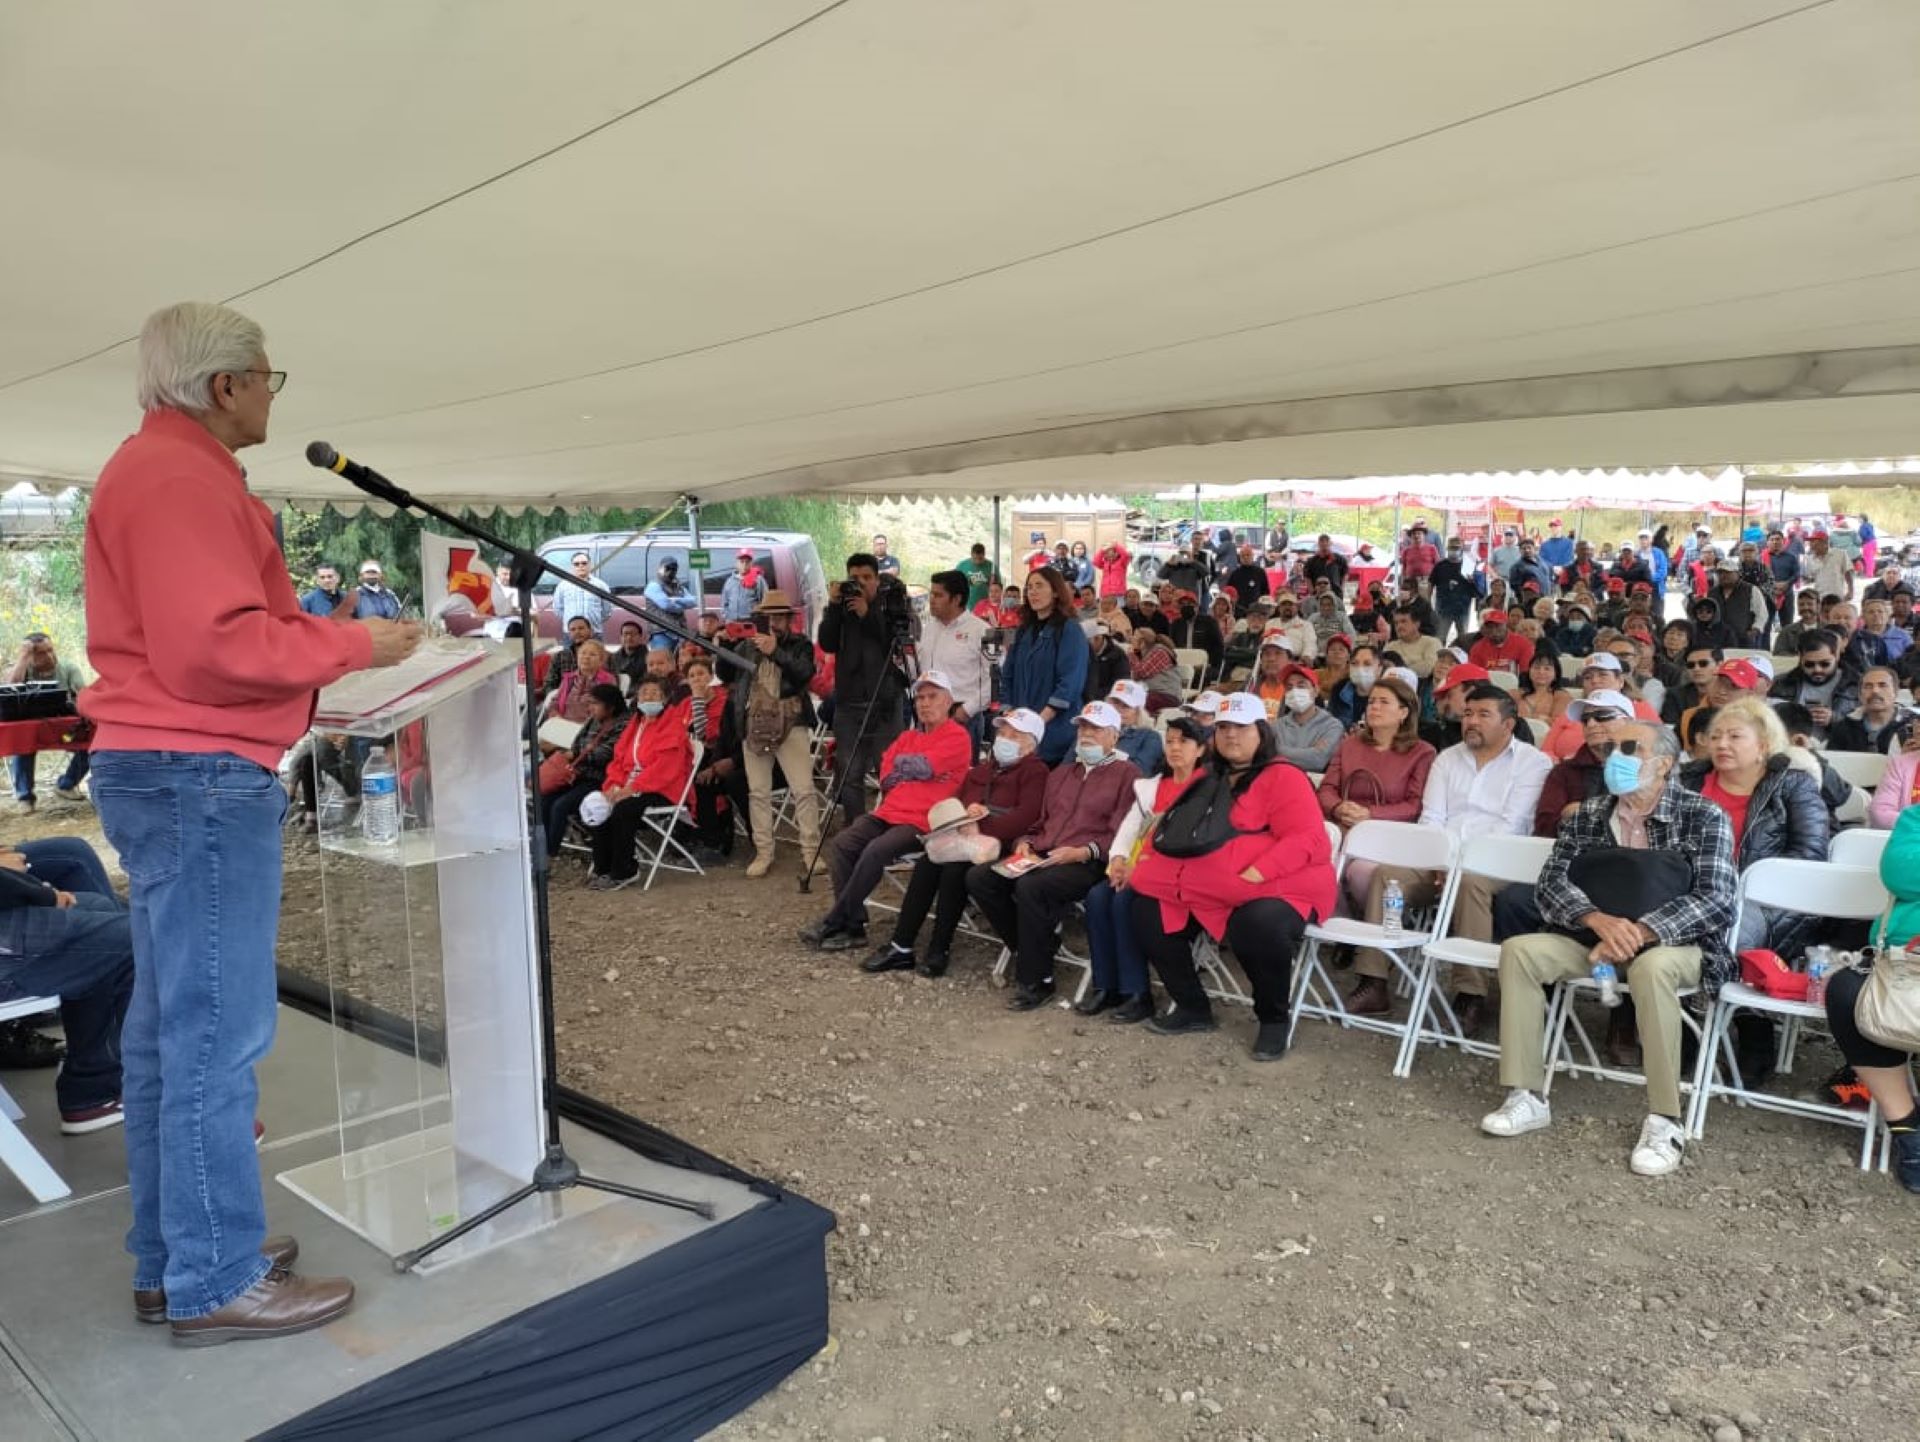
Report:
8,787,1917,1442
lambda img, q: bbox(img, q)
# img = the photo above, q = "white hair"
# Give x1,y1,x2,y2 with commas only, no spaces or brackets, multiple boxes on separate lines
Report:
136,301,265,412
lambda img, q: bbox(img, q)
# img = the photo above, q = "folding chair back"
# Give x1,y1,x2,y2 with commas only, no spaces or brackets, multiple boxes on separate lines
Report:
1830,827,1891,870
1483,670,1519,693
1826,750,1889,792
1174,648,1209,694
1733,857,1887,942
1336,818,1453,876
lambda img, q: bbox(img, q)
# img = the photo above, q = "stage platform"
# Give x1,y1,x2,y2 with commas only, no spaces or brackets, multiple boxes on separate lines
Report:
0,1005,831,1442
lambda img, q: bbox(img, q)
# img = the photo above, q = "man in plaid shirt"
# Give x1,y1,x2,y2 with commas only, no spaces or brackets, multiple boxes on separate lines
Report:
1480,721,1736,1177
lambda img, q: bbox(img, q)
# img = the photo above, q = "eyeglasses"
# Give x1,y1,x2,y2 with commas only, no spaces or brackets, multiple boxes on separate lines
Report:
244,369,287,394
1616,738,1641,757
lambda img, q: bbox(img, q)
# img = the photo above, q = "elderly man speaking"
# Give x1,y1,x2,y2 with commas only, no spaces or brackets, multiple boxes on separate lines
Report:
84,303,420,1344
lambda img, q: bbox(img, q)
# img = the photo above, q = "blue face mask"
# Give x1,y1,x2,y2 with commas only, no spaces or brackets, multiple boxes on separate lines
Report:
1075,742,1107,766
992,737,1023,767
1602,750,1642,796
637,700,665,718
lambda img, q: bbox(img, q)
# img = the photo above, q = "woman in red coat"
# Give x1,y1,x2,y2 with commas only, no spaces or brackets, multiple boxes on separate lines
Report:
586,677,694,889
1129,692,1336,1060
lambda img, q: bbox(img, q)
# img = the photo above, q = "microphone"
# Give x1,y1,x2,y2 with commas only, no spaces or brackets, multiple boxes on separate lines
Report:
304,441,411,507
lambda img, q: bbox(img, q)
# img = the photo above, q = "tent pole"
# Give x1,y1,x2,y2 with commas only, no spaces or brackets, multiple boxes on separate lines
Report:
1260,491,1269,549
1192,483,1201,544
684,492,704,615
992,494,1002,586
1739,472,1750,537
1390,497,1401,575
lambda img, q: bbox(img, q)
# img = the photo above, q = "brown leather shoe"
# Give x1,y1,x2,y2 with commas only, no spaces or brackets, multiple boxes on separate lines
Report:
135,1236,301,1323
1346,977,1393,1016
168,1266,352,1347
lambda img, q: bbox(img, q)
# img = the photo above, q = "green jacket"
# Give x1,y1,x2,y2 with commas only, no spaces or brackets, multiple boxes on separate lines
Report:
1878,805,1920,947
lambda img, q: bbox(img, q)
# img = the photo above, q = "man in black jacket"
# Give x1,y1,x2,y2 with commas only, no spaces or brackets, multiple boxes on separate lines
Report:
1429,539,1480,646
1163,592,1225,677
1827,666,1912,754
733,590,823,877
1768,632,1857,744
0,837,134,1135
819,554,908,825
1223,544,1270,613
1083,623,1131,703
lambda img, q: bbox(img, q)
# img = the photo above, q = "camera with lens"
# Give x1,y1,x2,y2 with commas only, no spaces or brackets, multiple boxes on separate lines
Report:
873,573,913,645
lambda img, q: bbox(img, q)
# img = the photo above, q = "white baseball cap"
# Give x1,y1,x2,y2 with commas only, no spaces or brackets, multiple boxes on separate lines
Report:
1188,690,1226,716
1747,654,1776,681
1581,652,1623,674
911,669,954,694
1384,666,1419,692
579,790,614,827
1216,692,1268,726
1566,688,1631,722
1260,630,1294,653
1107,679,1147,710
996,708,1046,741
1076,700,1123,731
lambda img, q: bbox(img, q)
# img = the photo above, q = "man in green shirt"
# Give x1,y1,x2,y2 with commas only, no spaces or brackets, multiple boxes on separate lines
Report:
957,542,998,609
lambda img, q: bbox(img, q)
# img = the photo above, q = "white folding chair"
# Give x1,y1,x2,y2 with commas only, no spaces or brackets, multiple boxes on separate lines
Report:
1174,648,1209,697
1287,820,1456,1051
1393,834,1556,1077
1483,670,1520,693
636,739,707,889
863,853,999,948
1557,656,1584,681
1826,749,1889,793
1520,716,1548,744
0,996,72,1205
1830,827,1891,868
1685,859,1893,1168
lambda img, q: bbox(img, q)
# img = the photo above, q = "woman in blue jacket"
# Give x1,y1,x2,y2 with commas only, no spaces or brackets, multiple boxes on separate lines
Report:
1001,568,1090,763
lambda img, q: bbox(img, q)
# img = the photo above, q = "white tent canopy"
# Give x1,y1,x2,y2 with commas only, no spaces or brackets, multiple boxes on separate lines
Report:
2,3,1918,509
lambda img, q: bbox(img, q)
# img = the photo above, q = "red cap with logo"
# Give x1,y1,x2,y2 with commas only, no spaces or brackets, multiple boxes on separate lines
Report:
1716,659,1765,692
1434,663,1492,695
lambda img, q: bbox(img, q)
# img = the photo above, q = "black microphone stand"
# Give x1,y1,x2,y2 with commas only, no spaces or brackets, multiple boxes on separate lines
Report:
309,452,737,1271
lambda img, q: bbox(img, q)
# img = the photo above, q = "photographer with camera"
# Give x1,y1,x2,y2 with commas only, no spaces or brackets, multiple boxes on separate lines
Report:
819,553,912,822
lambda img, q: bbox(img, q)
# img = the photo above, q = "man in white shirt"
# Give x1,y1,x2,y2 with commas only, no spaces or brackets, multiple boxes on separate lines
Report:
1349,682,1552,1032
1264,592,1317,662
919,570,991,732
1800,529,1854,604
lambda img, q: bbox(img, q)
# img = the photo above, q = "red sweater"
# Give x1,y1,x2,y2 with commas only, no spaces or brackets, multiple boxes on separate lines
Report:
1468,632,1535,674
81,410,373,769
1316,736,1437,823
604,713,693,802
874,720,974,829
1133,763,1337,939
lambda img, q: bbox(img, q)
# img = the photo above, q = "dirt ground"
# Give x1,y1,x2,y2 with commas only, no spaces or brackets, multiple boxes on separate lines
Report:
7,778,1917,1442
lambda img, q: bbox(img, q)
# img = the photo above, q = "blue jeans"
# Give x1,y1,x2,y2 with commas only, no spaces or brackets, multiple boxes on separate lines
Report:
0,849,131,1113
91,751,285,1319
1084,880,1149,996
10,750,89,801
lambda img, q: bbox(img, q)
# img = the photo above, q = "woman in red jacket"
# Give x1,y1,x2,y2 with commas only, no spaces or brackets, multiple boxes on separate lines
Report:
1129,692,1337,1060
799,672,975,951
586,678,694,890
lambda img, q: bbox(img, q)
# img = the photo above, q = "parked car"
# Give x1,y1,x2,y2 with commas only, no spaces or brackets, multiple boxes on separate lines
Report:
448,527,830,642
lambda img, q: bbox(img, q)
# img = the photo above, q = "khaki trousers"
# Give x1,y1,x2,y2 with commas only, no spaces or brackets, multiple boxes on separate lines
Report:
742,725,822,860
1354,865,1489,997
1497,932,1702,1119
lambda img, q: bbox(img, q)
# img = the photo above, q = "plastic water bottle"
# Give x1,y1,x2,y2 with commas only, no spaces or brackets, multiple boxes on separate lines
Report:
1592,960,1622,1008
360,746,400,847
1804,946,1832,1009
1380,879,1404,939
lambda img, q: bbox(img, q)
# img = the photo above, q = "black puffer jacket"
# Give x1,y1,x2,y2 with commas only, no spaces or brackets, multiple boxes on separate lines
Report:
1679,752,1831,954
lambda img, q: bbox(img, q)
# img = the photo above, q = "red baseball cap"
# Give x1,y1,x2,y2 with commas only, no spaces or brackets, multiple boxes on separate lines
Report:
1178,589,1199,603
1630,580,1654,594
1278,663,1319,689
1605,576,1627,594
1520,579,1542,592
1549,518,1564,528
1810,529,1830,540
1716,659,1765,691
1434,663,1492,695
1482,609,1510,623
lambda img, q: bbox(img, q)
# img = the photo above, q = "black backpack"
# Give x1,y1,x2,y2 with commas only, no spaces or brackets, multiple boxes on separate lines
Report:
1154,762,1269,859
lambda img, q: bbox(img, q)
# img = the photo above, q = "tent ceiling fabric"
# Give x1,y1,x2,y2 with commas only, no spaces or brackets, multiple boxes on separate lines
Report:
2,1,1918,509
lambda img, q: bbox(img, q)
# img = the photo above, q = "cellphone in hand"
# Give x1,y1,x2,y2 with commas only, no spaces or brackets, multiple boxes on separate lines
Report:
753,614,771,635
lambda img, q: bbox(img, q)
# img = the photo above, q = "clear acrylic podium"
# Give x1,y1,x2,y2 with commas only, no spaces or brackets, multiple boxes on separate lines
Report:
277,642,588,1270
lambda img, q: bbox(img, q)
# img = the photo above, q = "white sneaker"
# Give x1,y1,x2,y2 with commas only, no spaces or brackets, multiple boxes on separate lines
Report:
1480,1089,1551,1137
1629,1115,1685,1176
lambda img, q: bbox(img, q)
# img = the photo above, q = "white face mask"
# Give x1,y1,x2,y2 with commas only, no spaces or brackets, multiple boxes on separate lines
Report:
1285,687,1316,714
1351,666,1378,691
